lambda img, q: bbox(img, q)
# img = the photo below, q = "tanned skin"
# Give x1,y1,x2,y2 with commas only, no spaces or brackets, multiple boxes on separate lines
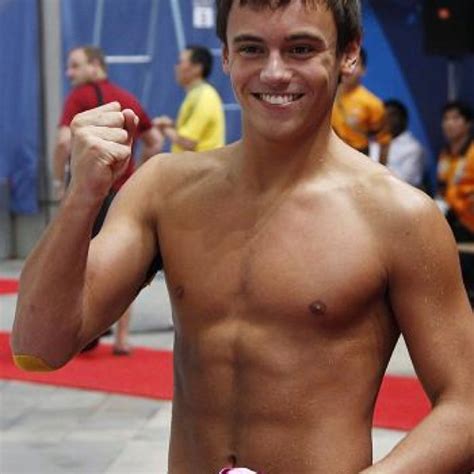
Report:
12,2,474,473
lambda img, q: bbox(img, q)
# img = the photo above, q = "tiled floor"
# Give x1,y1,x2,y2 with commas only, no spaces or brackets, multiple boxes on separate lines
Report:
1,259,411,473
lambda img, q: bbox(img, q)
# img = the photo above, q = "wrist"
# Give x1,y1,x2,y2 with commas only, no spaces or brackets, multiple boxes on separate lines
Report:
63,181,107,210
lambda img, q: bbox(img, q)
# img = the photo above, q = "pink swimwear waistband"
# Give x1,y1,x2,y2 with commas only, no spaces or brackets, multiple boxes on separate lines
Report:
219,468,260,474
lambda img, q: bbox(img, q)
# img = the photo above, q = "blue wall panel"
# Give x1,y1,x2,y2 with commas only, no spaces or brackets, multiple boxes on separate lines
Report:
0,0,40,214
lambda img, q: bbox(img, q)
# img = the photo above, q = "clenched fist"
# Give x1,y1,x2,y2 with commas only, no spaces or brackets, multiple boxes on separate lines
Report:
69,102,138,200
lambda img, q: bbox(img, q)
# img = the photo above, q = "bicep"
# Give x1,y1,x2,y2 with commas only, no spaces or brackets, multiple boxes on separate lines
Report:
81,180,159,337
388,201,474,401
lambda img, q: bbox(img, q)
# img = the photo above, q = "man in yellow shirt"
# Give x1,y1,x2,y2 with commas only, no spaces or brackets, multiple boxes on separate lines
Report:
154,45,225,152
331,48,388,156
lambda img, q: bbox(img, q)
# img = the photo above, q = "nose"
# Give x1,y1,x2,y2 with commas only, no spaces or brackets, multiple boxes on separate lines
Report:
260,51,291,86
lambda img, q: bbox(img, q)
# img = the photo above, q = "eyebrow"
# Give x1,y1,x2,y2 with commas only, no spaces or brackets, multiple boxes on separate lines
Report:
232,32,327,45
233,34,264,44
287,32,326,44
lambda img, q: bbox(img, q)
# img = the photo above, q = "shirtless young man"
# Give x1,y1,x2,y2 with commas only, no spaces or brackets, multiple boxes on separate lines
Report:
11,1,474,473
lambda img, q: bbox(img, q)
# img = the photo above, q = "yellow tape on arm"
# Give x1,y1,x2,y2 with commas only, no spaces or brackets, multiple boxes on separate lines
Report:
13,354,55,372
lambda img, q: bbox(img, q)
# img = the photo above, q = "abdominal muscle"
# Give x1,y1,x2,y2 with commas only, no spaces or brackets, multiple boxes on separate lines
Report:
167,313,393,474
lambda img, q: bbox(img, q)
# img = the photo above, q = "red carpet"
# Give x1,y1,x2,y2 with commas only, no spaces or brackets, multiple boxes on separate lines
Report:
0,332,430,430
0,278,19,295
0,332,173,400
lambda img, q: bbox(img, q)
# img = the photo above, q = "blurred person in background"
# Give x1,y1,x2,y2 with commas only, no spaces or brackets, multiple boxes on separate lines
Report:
52,45,163,354
436,100,474,306
153,45,225,152
332,48,389,159
370,99,424,188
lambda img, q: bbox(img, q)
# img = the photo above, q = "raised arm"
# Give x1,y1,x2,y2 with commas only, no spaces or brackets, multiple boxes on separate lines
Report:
11,102,159,371
364,189,474,473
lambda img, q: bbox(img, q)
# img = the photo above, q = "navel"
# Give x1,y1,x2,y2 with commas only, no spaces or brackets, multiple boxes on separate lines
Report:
228,454,237,466
309,299,327,316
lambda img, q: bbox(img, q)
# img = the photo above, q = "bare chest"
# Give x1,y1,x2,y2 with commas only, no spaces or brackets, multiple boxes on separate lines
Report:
158,192,386,330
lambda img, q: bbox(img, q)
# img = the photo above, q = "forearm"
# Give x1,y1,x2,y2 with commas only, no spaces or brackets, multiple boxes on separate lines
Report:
138,128,164,165
139,143,162,164
11,191,102,370
52,136,71,182
362,400,474,473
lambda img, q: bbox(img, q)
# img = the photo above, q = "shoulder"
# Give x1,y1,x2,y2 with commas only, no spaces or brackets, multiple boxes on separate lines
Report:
63,84,94,106
356,85,384,109
106,81,143,109
192,83,221,106
332,143,442,238
69,83,94,99
362,171,454,263
467,140,474,158
203,83,222,98
105,81,134,98
60,85,96,125
105,82,151,129
132,145,233,200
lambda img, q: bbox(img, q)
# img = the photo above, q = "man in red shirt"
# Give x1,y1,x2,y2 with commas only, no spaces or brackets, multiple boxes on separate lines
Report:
52,45,163,353
53,45,162,193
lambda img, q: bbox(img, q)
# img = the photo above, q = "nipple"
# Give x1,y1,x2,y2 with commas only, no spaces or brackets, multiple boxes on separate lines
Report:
309,299,327,316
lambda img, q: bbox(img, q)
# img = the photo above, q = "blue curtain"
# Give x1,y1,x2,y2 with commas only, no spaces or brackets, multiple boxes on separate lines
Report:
0,0,41,214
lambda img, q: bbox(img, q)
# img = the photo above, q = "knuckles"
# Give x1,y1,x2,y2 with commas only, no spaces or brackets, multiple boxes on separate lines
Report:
72,127,92,145
70,108,125,133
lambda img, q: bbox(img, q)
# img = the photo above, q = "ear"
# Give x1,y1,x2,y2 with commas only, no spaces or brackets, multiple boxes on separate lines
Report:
221,45,230,75
339,40,360,78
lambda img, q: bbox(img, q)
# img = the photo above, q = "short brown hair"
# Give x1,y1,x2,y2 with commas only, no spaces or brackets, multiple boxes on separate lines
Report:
215,0,362,55
73,45,108,73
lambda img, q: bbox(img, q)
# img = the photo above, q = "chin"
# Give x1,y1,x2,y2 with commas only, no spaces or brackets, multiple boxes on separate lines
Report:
250,120,307,143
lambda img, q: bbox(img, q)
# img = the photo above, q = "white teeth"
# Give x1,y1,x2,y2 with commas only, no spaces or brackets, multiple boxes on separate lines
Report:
259,94,300,105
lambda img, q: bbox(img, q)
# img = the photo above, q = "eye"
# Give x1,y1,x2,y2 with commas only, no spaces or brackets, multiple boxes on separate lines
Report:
288,44,315,57
237,44,265,57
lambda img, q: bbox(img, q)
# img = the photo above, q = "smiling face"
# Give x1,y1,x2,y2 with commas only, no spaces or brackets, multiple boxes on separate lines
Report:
222,0,359,143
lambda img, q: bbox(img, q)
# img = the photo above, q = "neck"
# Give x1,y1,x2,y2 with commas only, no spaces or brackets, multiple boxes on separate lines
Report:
449,133,470,155
234,120,336,193
392,128,405,139
340,81,360,94
184,78,204,92
95,70,107,81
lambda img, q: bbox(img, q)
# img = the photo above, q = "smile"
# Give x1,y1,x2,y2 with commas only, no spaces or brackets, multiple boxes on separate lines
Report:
252,93,304,105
